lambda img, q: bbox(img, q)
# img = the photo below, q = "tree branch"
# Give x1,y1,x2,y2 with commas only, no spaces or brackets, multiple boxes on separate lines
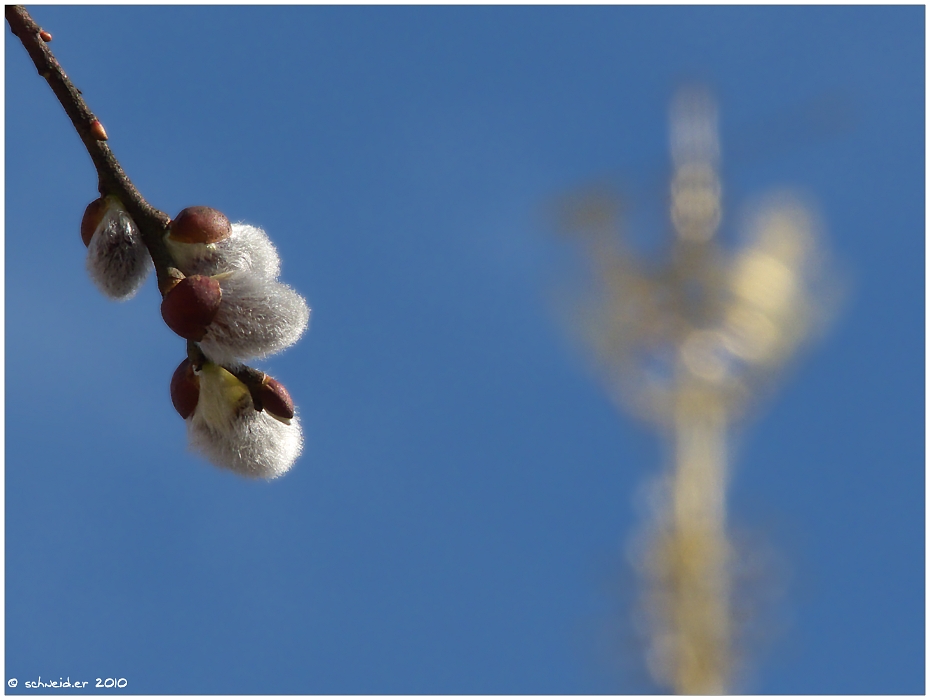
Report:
8,5,276,403
5,5,175,291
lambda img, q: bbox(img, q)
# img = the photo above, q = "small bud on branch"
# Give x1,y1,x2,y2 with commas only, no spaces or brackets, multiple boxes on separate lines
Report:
84,195,151,300
89,119,108,141
182,362,303,479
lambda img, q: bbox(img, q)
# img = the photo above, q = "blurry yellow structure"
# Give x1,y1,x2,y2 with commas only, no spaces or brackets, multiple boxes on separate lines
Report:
560,87,833,693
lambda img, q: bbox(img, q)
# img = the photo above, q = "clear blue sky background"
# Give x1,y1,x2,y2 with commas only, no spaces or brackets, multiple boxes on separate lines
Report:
4,5,924,694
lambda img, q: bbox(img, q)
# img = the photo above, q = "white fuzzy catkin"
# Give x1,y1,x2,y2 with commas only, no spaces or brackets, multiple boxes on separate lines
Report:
86,200,151,300
197,270,311,365
166,222,281,279
187,363,302,479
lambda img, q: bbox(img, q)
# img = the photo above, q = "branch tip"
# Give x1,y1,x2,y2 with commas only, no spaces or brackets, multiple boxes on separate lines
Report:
6,4,176,290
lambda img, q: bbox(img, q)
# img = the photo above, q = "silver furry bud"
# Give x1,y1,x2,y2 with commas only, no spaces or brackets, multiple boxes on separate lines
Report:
186,362,303,479
85,197,151,300
196,270,310,366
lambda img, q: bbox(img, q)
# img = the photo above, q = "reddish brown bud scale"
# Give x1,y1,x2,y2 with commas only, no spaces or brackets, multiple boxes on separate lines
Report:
258,375,295,421
170,359,200,419
39,30,52,42
89,119,108,141
80,196,109,247
160,274,222,341
169,206,232,245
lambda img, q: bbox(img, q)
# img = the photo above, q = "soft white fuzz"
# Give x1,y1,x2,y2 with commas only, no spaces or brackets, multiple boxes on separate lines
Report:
166,222,281,279
187,363,303,479
86,199,151,300
197,270,311,365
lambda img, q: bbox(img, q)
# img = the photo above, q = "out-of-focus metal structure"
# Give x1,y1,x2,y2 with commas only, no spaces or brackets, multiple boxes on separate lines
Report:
560,87,833,693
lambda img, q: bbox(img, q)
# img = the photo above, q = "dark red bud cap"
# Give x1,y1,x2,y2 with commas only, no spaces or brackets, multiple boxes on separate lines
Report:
169,206,232,245
89,119,108,141
170,359,200,419
259,375,295,422
81,196,109,247
160,274,222,341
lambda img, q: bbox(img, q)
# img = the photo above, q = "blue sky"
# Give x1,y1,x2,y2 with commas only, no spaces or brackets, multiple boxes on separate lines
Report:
4,5,924,694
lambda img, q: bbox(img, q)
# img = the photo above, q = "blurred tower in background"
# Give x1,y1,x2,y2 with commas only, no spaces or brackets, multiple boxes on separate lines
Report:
559,86,835,693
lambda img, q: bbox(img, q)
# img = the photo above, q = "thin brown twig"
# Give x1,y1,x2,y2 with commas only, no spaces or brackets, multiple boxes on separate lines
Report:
5,4,175,291
7,5,275,413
